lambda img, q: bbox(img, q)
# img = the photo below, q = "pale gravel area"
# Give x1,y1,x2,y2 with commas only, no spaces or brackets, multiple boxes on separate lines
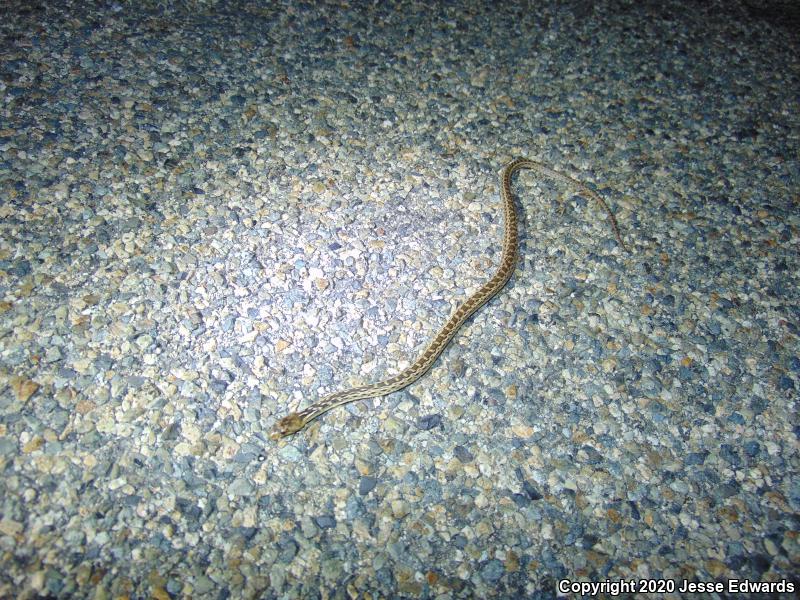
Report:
0,0,798,598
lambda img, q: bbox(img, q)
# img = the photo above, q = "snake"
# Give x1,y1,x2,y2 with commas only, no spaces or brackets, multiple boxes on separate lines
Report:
269,158,628,439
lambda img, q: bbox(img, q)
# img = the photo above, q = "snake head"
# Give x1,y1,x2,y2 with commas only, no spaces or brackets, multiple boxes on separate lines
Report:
269,412,306,440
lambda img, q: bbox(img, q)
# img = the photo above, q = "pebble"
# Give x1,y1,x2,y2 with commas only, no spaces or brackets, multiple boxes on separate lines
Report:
359,476,377,496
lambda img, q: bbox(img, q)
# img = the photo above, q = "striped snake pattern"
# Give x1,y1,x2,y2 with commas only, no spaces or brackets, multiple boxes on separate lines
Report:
269,158,628,439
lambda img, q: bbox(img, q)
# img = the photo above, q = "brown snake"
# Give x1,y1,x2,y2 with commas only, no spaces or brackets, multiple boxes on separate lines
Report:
270,158,628,439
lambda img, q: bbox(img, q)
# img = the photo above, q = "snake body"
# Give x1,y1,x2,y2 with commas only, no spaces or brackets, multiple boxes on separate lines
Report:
269,158,627,439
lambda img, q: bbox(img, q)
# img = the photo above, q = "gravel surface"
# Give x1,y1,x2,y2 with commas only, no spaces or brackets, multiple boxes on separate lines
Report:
1,0,798,597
